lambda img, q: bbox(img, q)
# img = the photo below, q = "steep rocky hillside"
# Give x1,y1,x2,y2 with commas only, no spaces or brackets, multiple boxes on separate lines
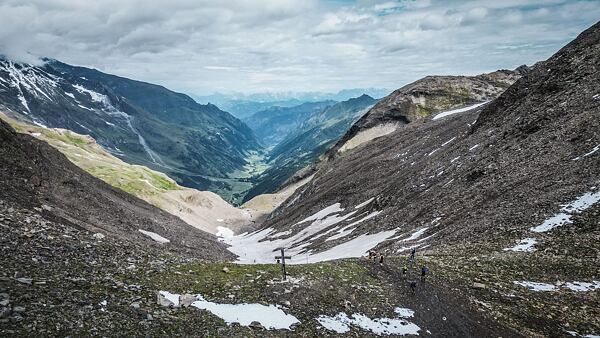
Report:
0,117,231,259
0,58,262,200
244,95,377,201
326,68,526,157
0,113,257,235
263,21,599,259
243,100,335,146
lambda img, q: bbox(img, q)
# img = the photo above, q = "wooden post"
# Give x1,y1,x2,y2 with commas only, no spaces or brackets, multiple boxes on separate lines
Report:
275,247,291,280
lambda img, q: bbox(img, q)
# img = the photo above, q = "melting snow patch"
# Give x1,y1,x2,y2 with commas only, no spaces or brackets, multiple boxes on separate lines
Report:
355,198,375,209
530,190,600,232
296,203,344,224
138,229,170,244
394,308,415,318
73,84,109,104
432,101,489,120
564,281,600,292
316,313,351,333
216,226,234,239
469,144,479,151
513,281,557,292
317,311,420,336
504,238,537,252
441,137,457,147
572,144,600,161
400,228,429,242
160,291,299,330
224,200,390,264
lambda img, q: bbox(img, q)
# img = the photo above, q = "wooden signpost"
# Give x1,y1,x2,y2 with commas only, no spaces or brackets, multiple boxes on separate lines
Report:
275,247,291,280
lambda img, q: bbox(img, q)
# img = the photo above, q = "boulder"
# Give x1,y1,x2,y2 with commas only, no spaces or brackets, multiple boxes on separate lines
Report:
472,282,486,290
180,294,196,308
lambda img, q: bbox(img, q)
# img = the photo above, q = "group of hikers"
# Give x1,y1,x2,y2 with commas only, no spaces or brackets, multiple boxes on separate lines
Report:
367,247,429,295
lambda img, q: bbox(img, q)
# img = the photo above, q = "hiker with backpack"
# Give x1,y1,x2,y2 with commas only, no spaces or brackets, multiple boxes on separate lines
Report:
410,247,416,262
421,265,429,281
410,280,417,294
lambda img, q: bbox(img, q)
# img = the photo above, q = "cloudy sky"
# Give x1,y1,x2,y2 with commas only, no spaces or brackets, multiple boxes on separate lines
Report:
1,0,599,96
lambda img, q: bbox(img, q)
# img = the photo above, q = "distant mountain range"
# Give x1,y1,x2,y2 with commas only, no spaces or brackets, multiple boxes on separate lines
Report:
0,58,262,200
193,88,390,119
243,101,336,147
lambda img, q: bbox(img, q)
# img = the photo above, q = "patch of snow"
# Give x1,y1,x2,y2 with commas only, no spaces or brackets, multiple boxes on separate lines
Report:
65,92,75,99
304,229,397,263
432,101,489,120
159,291,180,306
216,218,224,222
270,230,292,239
216,226,234,239
469,144,479,151
138,229,170,244
296,203,344,224
400,227,428,242
428,148,440,156
30,132,41,137
564,281,600,292
317,311,420,336
573,144,600,161
513,281,557,292
105,121,115,126
531,190,600,233
32,120,47,128
160,291,299,330
77,104,94,111
450,156,460,163
325,211,382,242
73,84,109,104
441,137,456,147
316,313,351,333
394,308,415,318
355,197,375,209
504,238,537,252
75,121,92,132
397,244,421,253
18,94,30,112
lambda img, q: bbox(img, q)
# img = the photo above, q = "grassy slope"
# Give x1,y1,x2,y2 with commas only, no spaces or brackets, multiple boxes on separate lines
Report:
1,113,255,233
4,114,180,202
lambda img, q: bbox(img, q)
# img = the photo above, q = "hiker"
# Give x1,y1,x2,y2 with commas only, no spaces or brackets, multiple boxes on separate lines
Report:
402,265,408,278
379,255,384,266
410,247,416,261
421,265,428,281
410,280,417,294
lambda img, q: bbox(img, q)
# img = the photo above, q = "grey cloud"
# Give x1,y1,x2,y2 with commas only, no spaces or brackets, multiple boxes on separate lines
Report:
0,0,598,95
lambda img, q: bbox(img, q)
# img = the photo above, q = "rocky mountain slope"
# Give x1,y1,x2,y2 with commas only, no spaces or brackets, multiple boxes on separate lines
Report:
0,58,262,200
0,117,231,259
1,113,257,235
244,95,377,201
326,67,526,157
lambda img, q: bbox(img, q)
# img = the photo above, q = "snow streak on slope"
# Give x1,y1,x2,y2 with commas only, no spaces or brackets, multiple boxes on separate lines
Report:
221,198,396,264
432,101,489,120
530,189,600,233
